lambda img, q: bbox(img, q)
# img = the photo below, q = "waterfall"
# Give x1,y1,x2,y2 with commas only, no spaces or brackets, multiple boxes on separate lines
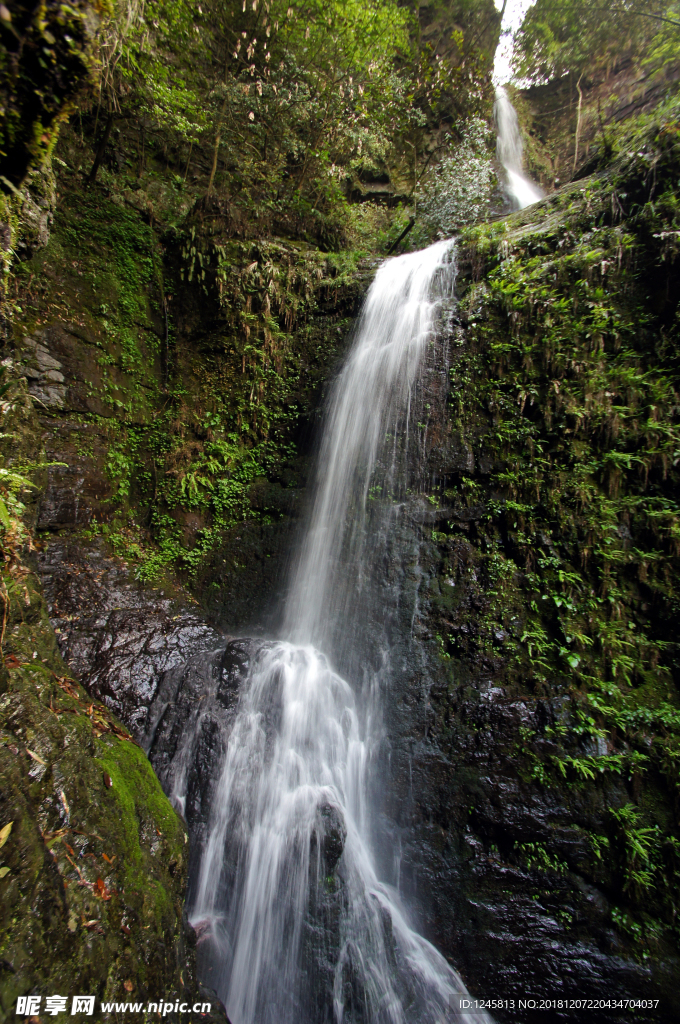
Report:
285,239,454,649
152,241,491,1024
494,85,544,210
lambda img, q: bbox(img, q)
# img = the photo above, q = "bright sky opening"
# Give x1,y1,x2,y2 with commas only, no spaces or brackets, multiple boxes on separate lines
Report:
493,0,536,83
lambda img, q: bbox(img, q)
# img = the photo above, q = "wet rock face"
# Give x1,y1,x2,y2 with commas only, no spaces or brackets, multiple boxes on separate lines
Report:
314,803,347,874
18,333,66,408
144,639,258,849
0,553,230,1024
351,517,680,1018
350,507,677,1024
37,537,224,738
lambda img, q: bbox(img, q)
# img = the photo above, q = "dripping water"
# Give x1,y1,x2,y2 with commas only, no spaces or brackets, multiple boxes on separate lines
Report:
150,240,491,1024
494,85,544,210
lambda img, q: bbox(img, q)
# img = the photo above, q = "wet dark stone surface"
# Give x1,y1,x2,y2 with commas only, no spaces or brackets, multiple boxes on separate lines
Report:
358,514,679,1024
314,803,347,873
36,536,225,737
144,638,261,850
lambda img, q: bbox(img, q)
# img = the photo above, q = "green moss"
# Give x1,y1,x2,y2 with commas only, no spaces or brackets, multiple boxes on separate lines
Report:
95,740,186,925
13,141,372,588
0,585,193,1014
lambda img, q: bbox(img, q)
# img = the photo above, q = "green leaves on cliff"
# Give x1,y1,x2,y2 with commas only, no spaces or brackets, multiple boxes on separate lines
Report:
512,0,680,84
416,115,496,236
90,0,416,205
470,200,680,690
434,100,680,933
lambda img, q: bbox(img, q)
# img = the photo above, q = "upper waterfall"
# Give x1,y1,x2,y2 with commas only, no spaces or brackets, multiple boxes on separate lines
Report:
494,85,544,210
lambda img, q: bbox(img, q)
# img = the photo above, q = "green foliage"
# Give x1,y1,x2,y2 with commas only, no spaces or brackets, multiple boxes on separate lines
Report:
454,107,680,714
58,201,362,581
0,461,34,552
55,186,161,416
610,803,660,895
416,116,497,239
610,906,664,952
91,424,297,581
99,0,204,139
515,840,567,875
513,0,680,83
92,0,417,216
80,0,497,244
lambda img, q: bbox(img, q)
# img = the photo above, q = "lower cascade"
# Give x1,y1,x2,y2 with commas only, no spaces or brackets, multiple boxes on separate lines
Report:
145,241,490,1023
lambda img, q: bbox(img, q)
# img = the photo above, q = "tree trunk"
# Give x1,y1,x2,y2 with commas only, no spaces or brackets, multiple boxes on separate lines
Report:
161,293,169,392
183,141,193,182
573,73,584,174
86,112,114,185
207,94,228,196
386,217,415,255
138,126,145,178
207,128,222,195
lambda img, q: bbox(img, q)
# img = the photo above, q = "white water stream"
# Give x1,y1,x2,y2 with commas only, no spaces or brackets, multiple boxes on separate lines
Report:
494,85,544,209
185,241,491,1023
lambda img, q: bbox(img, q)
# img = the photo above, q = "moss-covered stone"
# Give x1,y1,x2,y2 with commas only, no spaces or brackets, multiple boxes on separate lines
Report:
5,129,373,615
0,363,224,1023
0,570,210,1021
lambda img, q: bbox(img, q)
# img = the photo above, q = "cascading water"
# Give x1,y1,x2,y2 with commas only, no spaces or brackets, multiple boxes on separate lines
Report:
148,241,491,1024
494,85,544,210
286,239,454,650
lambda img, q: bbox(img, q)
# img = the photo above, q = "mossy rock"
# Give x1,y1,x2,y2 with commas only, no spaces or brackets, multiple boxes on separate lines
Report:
0,378,223,1023
0,567,214,1022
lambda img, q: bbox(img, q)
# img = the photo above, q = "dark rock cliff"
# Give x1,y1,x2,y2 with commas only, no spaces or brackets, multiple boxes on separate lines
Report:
371,126,680,1020
511,56,680,192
